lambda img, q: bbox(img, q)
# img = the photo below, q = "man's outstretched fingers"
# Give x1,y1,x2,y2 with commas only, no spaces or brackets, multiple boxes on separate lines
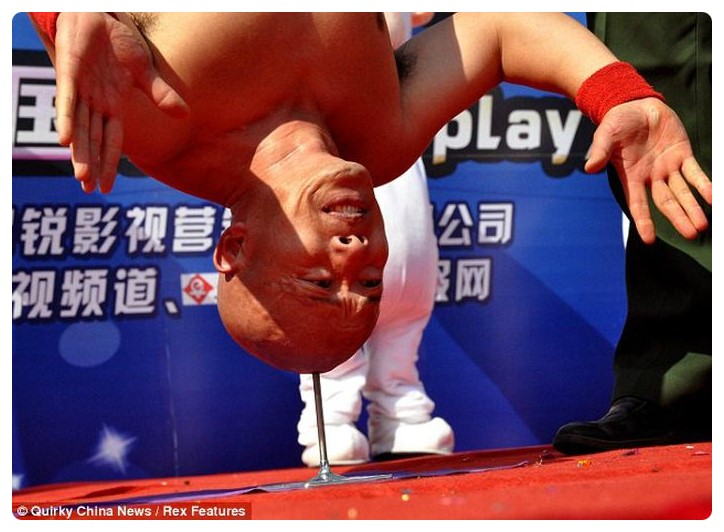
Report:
89,109,103,186
99,117,123,194
668,171,709,232
682,157,712,204
650,179,698,240
70,99,92,185
626,183,656,244
53,73,76,146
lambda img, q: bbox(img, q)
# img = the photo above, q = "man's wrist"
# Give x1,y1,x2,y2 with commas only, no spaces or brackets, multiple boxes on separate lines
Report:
575,61,665,124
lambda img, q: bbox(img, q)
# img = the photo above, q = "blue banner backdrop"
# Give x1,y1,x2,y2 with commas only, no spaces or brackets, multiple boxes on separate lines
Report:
12,13,626,489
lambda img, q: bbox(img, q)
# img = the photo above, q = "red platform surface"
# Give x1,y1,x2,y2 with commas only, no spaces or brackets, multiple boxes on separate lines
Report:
12,442,713,521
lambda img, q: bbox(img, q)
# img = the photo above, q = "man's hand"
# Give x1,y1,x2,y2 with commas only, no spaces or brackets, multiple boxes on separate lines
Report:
585,97,712,244
53,12,189,194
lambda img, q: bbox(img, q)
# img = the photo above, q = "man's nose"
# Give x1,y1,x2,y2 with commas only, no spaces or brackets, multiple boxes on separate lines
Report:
332,234,368,255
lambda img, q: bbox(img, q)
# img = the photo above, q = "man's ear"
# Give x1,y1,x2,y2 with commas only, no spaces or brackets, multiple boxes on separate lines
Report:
213,222,248,279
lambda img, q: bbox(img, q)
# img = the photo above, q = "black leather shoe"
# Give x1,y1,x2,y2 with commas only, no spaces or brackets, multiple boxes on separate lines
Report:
552,396,677,455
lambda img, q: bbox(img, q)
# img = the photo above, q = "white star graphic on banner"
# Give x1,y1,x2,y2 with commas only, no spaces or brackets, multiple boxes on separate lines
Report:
88,424,137,474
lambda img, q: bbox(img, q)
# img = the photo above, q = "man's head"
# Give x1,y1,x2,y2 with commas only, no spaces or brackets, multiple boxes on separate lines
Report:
214,146,388,374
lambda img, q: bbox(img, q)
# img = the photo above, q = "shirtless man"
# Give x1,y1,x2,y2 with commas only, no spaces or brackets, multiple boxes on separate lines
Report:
29,13,712,374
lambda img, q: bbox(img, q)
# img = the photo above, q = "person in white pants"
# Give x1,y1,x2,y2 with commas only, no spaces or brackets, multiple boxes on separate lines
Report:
297,12,455,467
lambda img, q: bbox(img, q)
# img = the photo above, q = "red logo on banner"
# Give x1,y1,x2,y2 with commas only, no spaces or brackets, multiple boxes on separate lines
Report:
183,274,214,304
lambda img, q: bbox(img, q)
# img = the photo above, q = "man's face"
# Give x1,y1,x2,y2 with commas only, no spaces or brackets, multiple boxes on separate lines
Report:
273,157,388,304
217,154,389,373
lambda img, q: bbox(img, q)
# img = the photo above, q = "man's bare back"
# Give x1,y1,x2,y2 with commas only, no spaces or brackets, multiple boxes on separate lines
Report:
122,13,406,206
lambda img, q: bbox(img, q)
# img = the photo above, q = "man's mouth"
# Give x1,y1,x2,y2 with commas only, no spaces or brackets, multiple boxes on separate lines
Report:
314,164,375,221
322,200,367,221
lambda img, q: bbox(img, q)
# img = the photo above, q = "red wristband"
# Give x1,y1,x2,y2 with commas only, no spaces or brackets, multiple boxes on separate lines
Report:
28,12,119,46
28,12,60,44
575,61,665,124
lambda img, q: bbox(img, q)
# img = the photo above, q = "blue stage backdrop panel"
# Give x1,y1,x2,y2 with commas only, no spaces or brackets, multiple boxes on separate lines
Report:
12,12,625,489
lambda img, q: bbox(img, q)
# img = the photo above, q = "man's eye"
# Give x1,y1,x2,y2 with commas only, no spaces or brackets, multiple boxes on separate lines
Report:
308,279,332,288
361,280,381,288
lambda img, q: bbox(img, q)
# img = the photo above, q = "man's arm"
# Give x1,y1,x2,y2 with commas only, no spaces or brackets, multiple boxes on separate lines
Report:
27,12,188,194
399,12,711,244
398,13,615,149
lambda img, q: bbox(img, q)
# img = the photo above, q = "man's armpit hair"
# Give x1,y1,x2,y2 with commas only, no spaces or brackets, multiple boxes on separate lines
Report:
395,47,417,83
128,12,158,38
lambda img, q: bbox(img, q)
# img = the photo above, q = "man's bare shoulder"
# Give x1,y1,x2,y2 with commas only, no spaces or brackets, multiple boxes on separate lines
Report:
121,13,411,197
128,13,398,126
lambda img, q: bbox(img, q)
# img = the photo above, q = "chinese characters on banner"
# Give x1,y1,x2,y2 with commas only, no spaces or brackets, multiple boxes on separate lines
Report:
13,198,515,322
